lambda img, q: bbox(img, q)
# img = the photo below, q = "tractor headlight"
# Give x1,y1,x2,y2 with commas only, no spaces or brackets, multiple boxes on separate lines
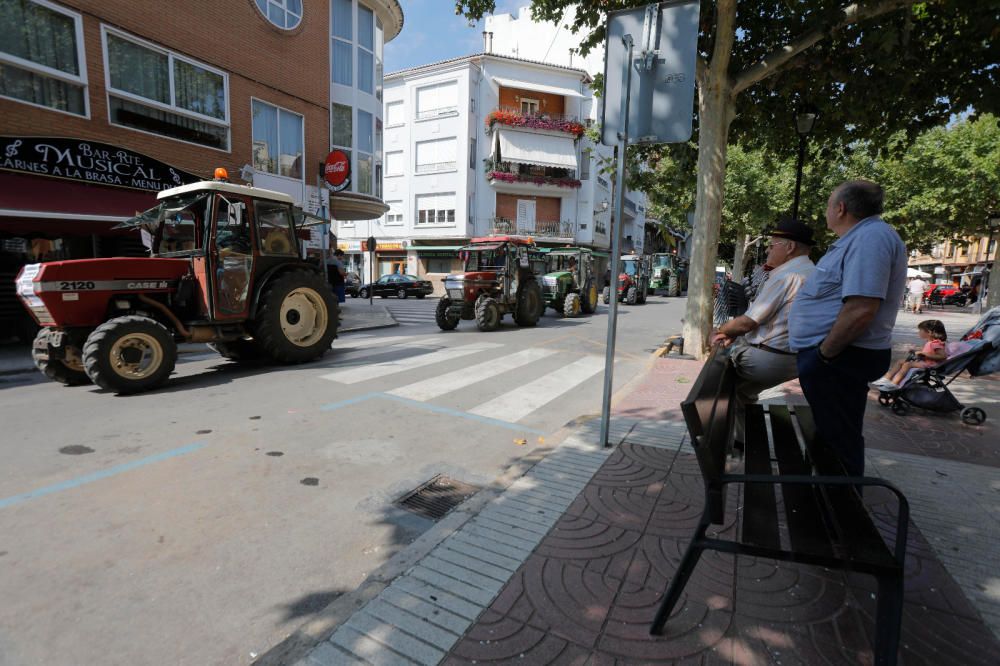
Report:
542,276,558,286
15,264,54,324
447,288,465,300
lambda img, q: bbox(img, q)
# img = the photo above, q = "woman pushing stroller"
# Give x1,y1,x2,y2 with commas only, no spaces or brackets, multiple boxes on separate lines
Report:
871,319,948,391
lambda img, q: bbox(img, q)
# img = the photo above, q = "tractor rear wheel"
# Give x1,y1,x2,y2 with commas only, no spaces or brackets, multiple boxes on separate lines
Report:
209,339,264,361
32,329,89,386
563,292,582,317
581,281,598,314
602,286,611,304
253,270,338,363
513,280,543,327
626,286,638,305
436,298,460,330
475,296,501,331
83,316,176,394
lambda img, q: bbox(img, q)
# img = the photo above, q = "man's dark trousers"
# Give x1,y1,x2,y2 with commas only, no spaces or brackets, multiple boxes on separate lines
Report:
796,346,891,476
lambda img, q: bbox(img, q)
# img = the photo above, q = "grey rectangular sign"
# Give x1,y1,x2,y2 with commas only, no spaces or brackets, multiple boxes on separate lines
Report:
601,1,700,146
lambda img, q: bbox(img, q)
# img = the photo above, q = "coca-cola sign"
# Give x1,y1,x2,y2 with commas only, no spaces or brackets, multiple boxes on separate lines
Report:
0,136,200,192
324,150,351,192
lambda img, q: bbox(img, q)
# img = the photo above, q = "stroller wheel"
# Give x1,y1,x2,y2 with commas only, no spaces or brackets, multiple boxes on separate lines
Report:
878,392,894,406
961,407,986,426
891,400,909,415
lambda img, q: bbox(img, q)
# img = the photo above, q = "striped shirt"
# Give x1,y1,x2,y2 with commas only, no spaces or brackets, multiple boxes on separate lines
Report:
743,255,816,351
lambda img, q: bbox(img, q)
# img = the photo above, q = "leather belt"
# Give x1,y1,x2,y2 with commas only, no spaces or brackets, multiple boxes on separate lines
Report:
746,341,796,356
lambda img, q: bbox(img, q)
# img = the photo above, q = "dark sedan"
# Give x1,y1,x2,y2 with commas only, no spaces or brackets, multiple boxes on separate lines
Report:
359,274,434,299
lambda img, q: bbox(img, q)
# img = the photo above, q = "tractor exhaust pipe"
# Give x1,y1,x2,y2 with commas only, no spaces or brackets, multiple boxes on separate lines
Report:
137,295,218,343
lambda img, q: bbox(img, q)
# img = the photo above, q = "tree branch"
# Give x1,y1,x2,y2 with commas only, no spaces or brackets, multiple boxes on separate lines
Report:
731,0,919,96
710,0,738,80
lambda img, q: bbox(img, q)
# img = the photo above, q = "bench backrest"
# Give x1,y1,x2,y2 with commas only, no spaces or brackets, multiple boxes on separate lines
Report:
680,346,737,523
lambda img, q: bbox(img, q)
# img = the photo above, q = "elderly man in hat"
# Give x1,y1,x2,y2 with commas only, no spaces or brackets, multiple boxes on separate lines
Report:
711,219,816,444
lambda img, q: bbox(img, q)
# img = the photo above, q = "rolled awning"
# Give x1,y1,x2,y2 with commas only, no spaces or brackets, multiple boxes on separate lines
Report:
493,129,577,170
492,76,583,98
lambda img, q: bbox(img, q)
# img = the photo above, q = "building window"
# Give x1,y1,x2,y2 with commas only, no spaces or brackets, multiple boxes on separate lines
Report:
384,200,403,226
357,3,373,94
520,98,539,115
331,0,352,86
375,18,383,101
415,81,458,120
358,154,372,195
427,257,453,273
580,150,590,180
375,162,382,198
0,0,87,116
251,98,303,179
357,108,373,195
331,103,352,149
375,118,382,154
253,0,302,30
385,151,403,177
104,28,229,150
469,137,476,169
416,193,456,225
386,100,404,126
415,137,457,174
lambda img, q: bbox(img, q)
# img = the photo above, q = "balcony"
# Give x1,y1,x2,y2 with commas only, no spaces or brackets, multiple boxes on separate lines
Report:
485,158,580,195
486,217,575,242
485,107,586,138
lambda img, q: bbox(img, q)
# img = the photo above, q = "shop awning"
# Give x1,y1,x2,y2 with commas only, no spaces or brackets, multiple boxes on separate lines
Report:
493,129,577,170
492,76,583,98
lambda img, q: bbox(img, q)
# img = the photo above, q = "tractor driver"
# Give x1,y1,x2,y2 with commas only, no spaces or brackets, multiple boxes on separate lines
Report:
566,256,579,286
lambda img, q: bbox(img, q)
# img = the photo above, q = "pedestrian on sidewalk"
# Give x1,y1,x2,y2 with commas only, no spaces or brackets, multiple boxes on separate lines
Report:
328,249,347,303
907,275,927,313
711,218,816,445
789,180,907,476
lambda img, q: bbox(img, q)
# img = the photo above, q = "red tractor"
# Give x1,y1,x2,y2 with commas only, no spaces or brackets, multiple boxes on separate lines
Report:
602,254,651,305
436,236,545,331
15,172,339,394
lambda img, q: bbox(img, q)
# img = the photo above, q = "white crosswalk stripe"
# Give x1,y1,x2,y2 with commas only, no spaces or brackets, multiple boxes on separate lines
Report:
387,347,559,401
320,342,503,384
467,355,606,422
383,299,439,326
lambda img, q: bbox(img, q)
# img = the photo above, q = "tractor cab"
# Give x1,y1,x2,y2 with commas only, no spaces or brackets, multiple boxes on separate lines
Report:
649,252,682,296
436,236,545,331
17,171,338,394
542,247,599,317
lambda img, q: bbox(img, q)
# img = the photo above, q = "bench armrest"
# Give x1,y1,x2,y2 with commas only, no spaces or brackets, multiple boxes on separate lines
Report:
720,473,910,561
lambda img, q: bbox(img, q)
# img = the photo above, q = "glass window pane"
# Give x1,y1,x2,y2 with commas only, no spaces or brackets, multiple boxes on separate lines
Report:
375,119,382,154
255,201,297,255
268,2,285,27
357,109,372,152
287,0,302,16
0,0,79,75
358,154,372,195
332,0,352,40
108,34,169,104
109,95,228,149
358,5,374,50
255,0,267,13
278,108,303,179
331,103,351,147
252,99,278,173
0,62,85,114
174,59,225,120
386,101,403,126
332,39,352,86
357,48,373,94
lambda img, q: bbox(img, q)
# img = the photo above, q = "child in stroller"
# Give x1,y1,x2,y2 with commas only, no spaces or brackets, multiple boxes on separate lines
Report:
875,308,1000,425
871,319,948,391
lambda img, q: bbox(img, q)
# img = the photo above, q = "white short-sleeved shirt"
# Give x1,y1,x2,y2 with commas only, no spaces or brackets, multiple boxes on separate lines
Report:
743,255,816,351
788,216,908,351
908,279,927,295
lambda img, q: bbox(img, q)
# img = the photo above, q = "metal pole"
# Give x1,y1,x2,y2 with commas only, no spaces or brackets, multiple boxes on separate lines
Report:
978,229,994,315
791,134,806,220
600,34,634,449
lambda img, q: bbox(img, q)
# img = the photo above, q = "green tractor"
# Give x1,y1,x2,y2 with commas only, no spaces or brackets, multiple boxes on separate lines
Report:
649,252,682,297
541,247,599,317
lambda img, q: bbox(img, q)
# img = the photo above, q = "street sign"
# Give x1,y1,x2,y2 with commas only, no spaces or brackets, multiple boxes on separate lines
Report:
601,1,700,146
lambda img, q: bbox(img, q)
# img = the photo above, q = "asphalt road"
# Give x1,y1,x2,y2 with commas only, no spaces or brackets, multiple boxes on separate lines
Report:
0,294,686,666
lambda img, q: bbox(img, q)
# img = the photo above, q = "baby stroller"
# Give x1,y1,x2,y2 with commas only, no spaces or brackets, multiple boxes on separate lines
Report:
878,307,1000,425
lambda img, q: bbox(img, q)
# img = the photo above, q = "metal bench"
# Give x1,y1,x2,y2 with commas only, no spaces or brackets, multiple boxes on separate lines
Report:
651,347,909,666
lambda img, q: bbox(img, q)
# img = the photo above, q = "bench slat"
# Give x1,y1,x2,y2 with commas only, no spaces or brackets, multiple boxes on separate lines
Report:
794,407,896,568
768,406,834,558
741,404,780,550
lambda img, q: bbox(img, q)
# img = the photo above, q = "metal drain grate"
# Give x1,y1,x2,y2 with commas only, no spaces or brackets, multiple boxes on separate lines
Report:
396,474,481,520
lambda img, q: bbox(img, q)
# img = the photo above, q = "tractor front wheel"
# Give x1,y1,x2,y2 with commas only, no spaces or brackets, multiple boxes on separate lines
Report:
581,281,598,314
253,270,339,363
514,281,543,327
32,328,89,386
563,292,582,317
602,286,611,304
476,296,501,331
626,286,638,305
436,298,460,330
83,316,177,394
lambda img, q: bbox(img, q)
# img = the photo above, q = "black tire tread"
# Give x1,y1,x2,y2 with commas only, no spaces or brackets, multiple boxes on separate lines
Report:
82,315,177,394
252,269,339,364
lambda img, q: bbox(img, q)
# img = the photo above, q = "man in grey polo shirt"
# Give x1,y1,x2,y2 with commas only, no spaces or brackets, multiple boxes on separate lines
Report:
788,180,907,475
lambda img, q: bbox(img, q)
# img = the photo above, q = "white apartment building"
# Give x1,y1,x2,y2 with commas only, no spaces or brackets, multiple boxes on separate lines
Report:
336,45,648,289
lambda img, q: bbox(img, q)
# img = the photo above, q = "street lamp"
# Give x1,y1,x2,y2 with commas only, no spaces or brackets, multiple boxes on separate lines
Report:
595,198,610,215
791,106,818,221
979,213,1000,312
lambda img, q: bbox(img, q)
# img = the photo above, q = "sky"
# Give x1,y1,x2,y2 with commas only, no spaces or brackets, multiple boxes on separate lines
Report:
384,0,526,73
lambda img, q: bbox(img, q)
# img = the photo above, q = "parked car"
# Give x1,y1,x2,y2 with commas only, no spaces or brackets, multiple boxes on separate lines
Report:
923,284,968,307
345,271,361,297
359,274,433,299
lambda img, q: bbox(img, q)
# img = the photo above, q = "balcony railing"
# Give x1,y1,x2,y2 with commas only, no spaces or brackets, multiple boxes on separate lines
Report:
485,108,586,138
484,158,580,189
487,217,575,239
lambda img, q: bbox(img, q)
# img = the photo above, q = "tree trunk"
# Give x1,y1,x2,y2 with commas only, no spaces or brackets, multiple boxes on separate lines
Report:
987,268,1000,310
682,79,735,358
732,233,750,283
